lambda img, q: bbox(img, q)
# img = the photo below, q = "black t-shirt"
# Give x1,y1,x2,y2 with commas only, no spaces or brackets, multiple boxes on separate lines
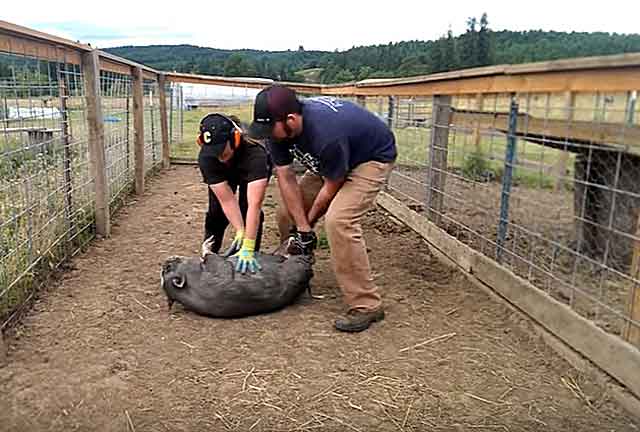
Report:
198,140,271,186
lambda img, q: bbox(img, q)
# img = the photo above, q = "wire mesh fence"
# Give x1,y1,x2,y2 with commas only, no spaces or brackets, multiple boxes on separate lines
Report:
143,79,162,174
101,70,134,210
168,81,183,154
0,52,94,328
0,48,176,328
380,90,640,346
167,82,257,160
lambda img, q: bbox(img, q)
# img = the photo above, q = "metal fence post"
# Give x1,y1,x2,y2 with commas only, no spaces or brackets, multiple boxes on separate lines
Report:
82,50,111,237
125,85,131,175
150,86,156,166
169,85,174,148
387,96,394,129
496,97,519,262
179,85,184,143
427,95,452,226
58,64,74,244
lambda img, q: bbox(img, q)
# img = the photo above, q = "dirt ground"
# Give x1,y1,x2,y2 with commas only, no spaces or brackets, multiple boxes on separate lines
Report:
0,165,637,432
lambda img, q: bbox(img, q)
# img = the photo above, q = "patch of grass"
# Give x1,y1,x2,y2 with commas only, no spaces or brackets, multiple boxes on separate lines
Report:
295,68,324,83
462,150,494,182
171,104,253,160
317,230,330,250
0,148,99,325
392,125,574,190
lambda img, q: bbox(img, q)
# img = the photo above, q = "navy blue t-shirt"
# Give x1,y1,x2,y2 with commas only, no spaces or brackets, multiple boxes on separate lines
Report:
268,97,397,180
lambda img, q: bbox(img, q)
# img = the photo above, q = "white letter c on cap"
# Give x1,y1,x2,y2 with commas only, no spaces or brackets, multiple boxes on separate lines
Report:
203,131,212,144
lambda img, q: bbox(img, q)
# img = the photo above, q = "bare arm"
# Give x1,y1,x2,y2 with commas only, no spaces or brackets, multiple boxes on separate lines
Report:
307,177,345,227
210,182,244,233
244,178,268,241
276,165,312,232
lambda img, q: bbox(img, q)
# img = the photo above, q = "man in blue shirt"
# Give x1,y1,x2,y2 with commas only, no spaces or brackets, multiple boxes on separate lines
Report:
249,85,396,332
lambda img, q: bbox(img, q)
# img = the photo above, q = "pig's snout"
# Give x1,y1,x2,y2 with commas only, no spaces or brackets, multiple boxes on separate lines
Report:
162,257,188,288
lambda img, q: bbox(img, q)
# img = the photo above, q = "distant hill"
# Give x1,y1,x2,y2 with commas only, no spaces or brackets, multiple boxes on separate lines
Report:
104,16,640,84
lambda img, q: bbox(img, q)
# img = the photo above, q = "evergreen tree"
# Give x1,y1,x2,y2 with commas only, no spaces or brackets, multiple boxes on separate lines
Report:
477,13,491,66
105,19,640,84
459,16,479,68
444,28,457,71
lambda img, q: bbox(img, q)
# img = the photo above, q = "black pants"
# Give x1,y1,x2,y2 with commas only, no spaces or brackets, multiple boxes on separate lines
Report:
204,182,265,253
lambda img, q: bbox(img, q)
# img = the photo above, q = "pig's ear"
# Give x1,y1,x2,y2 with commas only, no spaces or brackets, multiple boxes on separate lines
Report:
172,275,186,289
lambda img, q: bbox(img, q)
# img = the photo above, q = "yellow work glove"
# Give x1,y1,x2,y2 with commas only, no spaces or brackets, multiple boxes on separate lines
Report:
222,229,244,257
233,238,262,274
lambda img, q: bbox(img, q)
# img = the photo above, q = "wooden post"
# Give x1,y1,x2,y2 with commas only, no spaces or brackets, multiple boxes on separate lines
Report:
132,67,145,195
627,90,637,126
82,50,110,237
158,74,170,169
473,93,484,149
624,211,640,346
427,95,452,226
553,91,574,191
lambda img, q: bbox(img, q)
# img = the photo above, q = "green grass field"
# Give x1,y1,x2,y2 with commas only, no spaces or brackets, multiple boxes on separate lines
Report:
170,104,253,160
168,104,573,190
392,125,574,189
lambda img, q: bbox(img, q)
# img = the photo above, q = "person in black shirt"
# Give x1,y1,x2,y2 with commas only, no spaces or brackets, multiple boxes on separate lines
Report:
197,113,271,274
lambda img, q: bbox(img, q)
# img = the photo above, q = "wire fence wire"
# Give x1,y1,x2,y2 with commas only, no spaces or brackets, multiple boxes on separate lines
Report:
0,52,175,328
167,83,256,160
0,53,94,328
168,82,183,154
380,91,640,345
101,70,134,210
143,79,162,174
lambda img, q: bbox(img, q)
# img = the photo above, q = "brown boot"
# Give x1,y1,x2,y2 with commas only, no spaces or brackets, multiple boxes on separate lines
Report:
334,308,385,332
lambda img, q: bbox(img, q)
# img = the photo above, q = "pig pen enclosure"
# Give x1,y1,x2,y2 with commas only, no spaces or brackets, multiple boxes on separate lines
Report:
2,21,640,431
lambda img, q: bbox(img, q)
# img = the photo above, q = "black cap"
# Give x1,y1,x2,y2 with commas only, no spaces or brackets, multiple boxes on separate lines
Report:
248,85,301,139
198,113,237,158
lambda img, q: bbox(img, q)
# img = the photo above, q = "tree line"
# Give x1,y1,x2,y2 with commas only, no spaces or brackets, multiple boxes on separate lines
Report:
100,15,640,84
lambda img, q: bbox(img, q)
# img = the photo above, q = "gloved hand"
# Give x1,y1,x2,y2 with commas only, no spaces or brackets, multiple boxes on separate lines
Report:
287,229,318,255
222,229,244,257
233,238,262,274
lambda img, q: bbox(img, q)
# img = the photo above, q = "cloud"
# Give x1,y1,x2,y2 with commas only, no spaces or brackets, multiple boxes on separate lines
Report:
10,0,640,52
29,21,192,47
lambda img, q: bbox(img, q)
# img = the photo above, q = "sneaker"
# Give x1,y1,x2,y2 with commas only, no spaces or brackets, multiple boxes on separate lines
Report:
334,308,385,332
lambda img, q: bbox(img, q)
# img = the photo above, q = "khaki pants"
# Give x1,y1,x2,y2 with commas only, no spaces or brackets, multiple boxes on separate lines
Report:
276,161,394,311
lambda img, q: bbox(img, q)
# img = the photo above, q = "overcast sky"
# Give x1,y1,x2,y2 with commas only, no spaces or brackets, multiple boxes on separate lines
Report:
4,0,638,51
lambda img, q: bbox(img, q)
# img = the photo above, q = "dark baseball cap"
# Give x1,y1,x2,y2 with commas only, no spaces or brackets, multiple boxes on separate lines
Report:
198,113,239,158
248,85,301,139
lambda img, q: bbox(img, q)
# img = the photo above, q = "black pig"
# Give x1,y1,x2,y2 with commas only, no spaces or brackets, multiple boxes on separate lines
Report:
160,253,314,318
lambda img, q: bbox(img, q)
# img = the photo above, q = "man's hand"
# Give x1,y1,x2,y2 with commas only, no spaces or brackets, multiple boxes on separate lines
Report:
287,230,318,255
233,238,262,274
307,177,344,227
276,165,312,232
222,229,244,257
